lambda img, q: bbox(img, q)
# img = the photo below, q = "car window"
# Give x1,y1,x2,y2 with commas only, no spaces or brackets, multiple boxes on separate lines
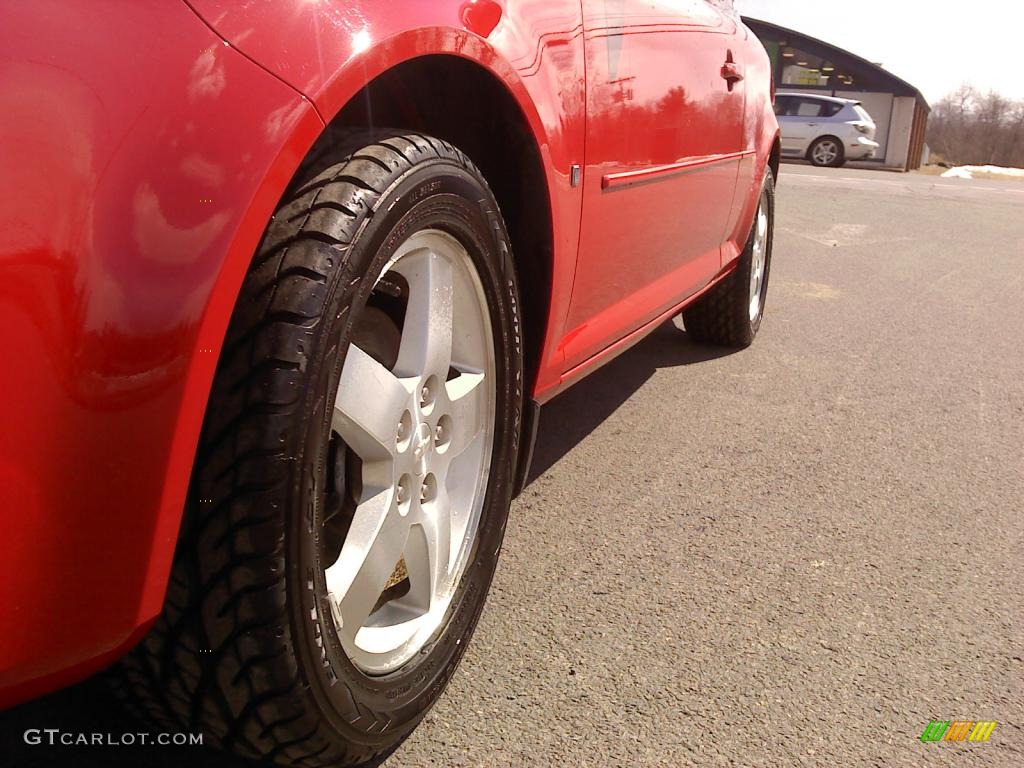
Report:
780,98,844,118
794,99,825,117
775,95,848,118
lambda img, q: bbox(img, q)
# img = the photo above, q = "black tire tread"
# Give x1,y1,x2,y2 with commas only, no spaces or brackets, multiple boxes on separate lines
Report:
682,266,753,347
683,168,775,348
110,133,488,767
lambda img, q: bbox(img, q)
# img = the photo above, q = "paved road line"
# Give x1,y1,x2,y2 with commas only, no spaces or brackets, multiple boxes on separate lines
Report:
786,174,1024,195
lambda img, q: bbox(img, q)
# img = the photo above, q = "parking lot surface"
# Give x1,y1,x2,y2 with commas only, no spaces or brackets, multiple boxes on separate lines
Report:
4,164,1022,766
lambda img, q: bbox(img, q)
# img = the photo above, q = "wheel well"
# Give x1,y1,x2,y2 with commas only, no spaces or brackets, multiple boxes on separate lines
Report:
310,55,553,394
769,136,780,181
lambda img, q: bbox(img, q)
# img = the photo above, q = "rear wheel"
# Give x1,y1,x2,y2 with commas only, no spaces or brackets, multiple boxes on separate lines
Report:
808,136,844,167
681,167,775,348
113,133,523,766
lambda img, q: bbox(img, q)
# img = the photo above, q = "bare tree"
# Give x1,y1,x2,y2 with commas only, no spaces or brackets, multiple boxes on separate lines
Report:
928,85,1024,167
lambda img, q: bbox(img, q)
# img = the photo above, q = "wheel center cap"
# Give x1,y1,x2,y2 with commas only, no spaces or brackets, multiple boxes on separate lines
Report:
412,422,433,475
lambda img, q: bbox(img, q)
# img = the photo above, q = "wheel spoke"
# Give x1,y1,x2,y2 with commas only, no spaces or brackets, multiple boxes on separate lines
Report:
393,249,454,380
332,344,412,463
325,490,409,642
444,371,486,459
405,490,453,608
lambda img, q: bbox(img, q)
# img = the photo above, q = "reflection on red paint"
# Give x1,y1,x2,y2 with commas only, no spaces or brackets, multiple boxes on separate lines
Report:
461,0,503,37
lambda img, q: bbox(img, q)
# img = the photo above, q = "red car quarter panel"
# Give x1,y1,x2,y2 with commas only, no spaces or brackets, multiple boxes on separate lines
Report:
0,0,322,705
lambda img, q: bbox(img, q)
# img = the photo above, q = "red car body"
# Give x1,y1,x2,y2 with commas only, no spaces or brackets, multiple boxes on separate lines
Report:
0,0,778,708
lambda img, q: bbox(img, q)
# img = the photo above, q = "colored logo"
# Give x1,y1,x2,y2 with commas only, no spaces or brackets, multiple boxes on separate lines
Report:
920,720,997,742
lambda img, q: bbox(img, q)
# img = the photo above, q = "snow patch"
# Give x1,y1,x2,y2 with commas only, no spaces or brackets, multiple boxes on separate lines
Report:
941,165,1024,179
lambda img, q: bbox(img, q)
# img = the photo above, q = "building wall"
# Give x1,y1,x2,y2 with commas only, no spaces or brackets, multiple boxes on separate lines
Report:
886,96,918,169
908,102,928,171
746,18,930,172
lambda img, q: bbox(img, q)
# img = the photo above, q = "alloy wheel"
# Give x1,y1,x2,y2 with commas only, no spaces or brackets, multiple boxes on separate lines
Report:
748,199,769,322
813,139,839,166
325,229,496,675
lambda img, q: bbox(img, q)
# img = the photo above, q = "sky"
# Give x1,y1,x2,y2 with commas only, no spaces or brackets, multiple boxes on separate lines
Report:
736,0,1024,104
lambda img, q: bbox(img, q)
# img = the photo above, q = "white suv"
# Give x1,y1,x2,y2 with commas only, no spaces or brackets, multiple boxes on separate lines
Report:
774,93,880,168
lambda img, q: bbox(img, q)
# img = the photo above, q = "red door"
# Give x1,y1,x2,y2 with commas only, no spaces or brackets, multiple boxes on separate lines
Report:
562,0,747,371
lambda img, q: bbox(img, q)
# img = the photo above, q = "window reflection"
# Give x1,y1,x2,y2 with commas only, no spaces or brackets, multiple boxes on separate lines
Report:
774,43,855,89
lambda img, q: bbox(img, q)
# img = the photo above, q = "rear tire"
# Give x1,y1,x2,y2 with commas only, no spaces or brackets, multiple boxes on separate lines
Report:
682,167,775,348
111,133,523,767
808,136,844,168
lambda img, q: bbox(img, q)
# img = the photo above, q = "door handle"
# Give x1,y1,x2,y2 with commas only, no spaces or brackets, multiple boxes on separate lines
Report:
721,62,744,82
721,53,744,91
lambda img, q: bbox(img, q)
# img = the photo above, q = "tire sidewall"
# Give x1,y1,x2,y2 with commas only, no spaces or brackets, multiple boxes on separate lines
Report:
288,160,523,747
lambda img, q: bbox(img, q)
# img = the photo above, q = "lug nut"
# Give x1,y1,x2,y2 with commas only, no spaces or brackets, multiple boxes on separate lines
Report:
419,376,438,409
396,474,412,507
435,414,453,448
420,474,437,504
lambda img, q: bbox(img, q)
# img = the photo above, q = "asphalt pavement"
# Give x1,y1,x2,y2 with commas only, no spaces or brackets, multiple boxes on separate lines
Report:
4,164,1022,766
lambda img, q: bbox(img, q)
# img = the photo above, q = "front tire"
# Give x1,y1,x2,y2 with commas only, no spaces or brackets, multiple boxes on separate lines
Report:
681,166,775,348
114,134,523,766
